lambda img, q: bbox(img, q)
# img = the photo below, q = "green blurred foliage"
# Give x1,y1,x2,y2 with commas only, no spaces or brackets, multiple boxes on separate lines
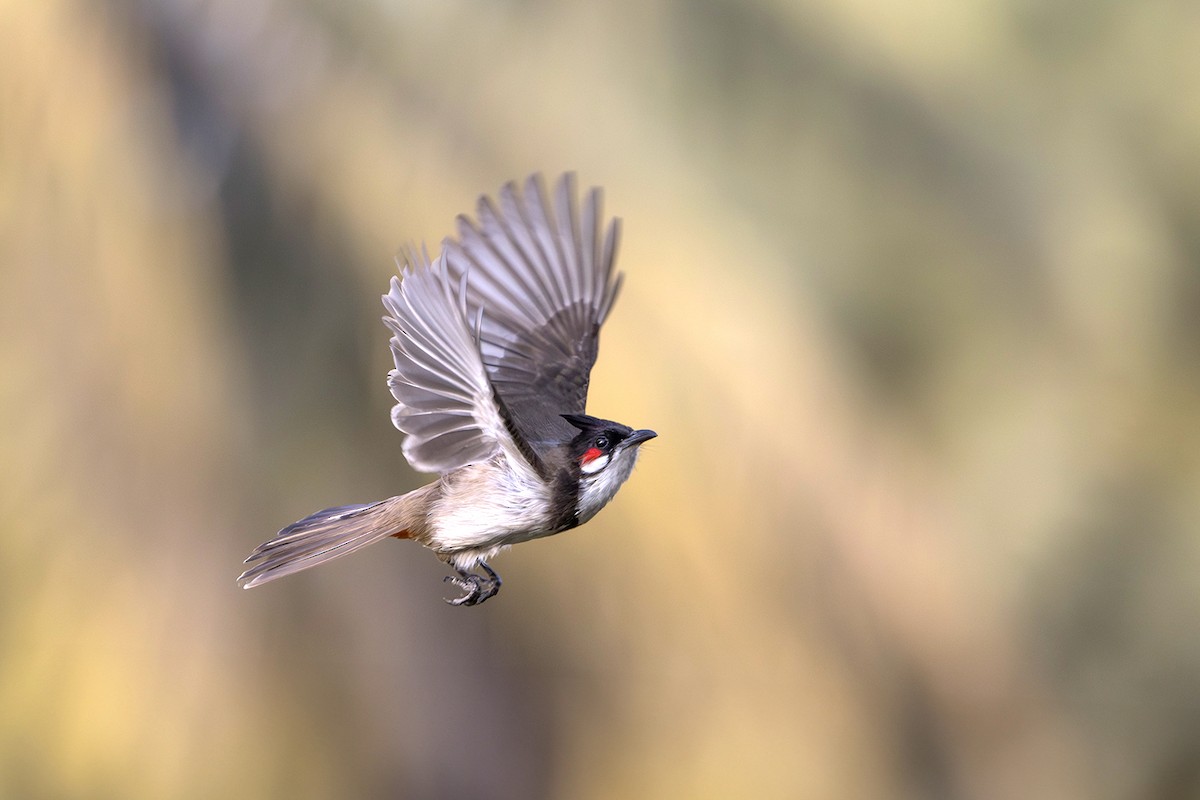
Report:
3,0,1199,798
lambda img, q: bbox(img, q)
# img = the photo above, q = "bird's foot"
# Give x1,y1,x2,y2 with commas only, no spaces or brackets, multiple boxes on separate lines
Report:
443,573,485,606
443,563,501,606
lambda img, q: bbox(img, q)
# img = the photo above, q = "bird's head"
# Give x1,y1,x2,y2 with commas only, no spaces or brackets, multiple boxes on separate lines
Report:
562,414,657,523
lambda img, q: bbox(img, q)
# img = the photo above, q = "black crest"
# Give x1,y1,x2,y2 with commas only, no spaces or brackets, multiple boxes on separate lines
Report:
562,413,604,432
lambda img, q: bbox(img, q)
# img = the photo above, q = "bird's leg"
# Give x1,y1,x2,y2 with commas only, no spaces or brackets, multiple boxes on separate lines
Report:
477,561,502,603
442,562,502,606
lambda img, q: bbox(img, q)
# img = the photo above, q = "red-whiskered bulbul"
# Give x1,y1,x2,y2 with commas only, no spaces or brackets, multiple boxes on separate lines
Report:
238,174,656,605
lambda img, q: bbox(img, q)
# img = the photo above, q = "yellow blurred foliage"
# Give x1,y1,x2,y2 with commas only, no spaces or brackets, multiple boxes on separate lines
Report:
3,0,1199,798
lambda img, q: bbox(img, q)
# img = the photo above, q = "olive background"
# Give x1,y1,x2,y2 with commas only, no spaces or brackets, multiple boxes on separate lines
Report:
3,1,1200,798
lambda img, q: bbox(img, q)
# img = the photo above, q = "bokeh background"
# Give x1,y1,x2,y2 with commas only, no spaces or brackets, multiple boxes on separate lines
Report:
4,0,1200,798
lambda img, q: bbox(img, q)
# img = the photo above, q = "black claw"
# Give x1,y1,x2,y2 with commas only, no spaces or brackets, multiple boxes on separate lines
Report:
443,573,482,606
442,564,502,607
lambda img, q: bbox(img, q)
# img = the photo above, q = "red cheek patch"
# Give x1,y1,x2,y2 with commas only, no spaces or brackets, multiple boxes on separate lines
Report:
581,447,603,464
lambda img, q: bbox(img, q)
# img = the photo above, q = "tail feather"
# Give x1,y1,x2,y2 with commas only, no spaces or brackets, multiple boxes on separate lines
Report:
239,500,405,589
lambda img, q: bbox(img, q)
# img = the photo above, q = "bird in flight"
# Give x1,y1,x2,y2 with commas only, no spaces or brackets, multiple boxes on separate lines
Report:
238,174,656,605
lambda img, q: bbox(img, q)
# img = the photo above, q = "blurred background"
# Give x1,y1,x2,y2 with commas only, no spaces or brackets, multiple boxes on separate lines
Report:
3,0,1200,797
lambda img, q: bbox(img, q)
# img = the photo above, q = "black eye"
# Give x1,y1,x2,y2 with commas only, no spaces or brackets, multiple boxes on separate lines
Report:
595,435,609,450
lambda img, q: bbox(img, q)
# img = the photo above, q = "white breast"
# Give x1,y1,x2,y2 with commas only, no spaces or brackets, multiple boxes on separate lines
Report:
431,458,554,552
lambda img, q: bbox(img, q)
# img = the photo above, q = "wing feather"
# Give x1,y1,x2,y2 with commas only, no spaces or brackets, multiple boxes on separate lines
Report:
383,249,539,477
443,173,623,449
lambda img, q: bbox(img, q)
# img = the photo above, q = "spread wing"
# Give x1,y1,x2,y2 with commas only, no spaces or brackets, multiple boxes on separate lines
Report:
383,249,541,477
443,173,623,452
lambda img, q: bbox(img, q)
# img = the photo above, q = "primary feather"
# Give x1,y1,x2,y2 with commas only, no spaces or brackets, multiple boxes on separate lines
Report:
443,173,623,452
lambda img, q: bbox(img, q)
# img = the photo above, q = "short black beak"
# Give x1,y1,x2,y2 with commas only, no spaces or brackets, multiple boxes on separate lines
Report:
624,429,658,448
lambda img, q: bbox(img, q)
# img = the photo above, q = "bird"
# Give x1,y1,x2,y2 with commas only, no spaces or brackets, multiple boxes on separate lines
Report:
238,173,656,605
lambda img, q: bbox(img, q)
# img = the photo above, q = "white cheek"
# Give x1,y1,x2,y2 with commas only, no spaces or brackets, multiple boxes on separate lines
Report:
581,454,609,474
575,449,640,524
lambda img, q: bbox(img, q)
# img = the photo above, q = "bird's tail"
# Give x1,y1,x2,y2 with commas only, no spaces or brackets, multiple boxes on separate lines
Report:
238,494,419,589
